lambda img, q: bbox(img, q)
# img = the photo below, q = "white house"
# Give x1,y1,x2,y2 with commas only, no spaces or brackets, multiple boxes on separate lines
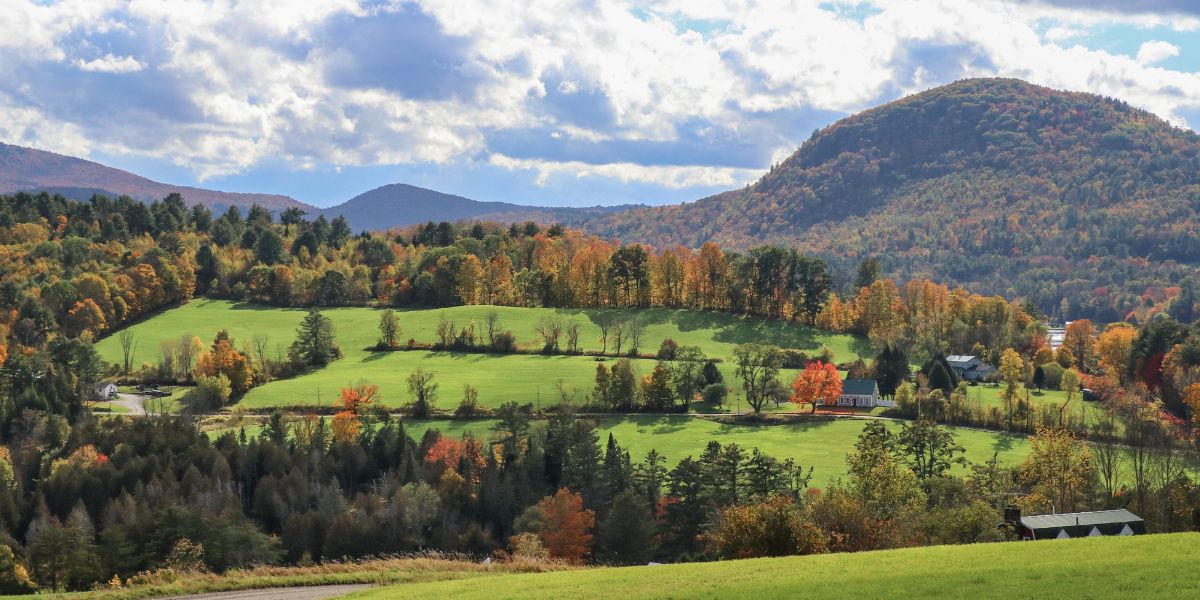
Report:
833,379,895,408
93,382,117,401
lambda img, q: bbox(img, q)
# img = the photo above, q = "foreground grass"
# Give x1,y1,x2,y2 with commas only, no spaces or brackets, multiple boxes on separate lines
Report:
344,533,1200,600
95,300,866,411
18,555,572,600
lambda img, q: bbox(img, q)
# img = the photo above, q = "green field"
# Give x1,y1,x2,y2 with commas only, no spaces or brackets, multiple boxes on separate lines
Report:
403,416,1028,485
96,300,867,411
959,384,1106,425
345,532,1200,600
209,415,1029,487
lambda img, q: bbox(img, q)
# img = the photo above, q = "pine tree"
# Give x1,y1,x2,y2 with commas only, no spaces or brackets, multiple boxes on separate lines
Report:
872,344,910,396
596,489,656,564
289,308,340,367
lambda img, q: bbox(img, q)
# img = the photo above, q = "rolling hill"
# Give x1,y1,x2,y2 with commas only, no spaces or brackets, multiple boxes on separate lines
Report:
581,78,1200,321
319,183,638,231
0,141,313,213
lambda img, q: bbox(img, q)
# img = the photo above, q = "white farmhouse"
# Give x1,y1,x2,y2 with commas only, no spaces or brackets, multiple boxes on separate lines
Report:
833,379,895,408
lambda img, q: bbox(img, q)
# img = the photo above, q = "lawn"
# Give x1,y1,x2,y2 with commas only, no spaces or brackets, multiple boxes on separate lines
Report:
95,300,867,411
343,532,1200,600
401,415,1029,486
961,383,1106,425
205,415,1027,487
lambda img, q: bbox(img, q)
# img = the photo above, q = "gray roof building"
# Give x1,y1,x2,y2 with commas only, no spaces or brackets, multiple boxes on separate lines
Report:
1017,509,1144,540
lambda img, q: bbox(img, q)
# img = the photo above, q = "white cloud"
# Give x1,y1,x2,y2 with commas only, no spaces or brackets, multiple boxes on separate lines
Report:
1136,39,1180,65
489,153,759,189
3,0,1200,195
75,53,146,73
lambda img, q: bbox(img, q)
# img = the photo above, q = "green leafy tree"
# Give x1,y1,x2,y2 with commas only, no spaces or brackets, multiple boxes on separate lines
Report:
378,309,400,349
898,419,966,479
733,343,783,413
407,368,438,418
672,345,706,410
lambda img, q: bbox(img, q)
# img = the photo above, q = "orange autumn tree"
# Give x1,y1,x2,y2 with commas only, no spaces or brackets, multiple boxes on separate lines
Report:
532,488,595,563
332,382,379,444
194,330,253,396
791,361,843,413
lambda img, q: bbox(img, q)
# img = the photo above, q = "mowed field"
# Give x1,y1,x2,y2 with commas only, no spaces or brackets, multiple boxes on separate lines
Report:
345,532,1200,600
209,415,1030,487
96,300,869,411
408,416,1030,485
961,384,1107,425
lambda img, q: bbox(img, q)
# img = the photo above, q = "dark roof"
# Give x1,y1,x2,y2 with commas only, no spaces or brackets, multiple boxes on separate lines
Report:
1020,509,1142,530
841,379,878,396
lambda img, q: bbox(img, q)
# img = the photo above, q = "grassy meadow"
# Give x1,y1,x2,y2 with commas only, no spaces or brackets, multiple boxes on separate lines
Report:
209,415,1030,487
95,300,868,411
344,532,1200,600
408,416,1029,485
960,383,1106,425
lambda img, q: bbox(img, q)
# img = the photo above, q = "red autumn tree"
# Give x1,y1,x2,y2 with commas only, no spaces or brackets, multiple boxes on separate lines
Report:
791,361,843,413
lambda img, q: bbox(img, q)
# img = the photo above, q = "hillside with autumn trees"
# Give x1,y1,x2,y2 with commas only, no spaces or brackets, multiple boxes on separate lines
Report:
581,78,1200,323
2,186,1200,594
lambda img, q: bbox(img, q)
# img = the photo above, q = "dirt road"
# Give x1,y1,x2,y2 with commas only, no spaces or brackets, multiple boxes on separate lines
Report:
166,583,370,599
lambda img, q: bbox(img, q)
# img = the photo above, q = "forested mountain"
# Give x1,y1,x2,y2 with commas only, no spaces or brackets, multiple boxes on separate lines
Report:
0,142,312,213
319,183,637,231
582,78,1200,322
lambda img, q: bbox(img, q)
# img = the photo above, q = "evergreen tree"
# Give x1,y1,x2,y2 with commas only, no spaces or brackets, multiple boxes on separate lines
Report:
596,489,656,564
854,256,882,291
289,308,341,367
253,228,285,265
872,344,910,396
922,356,958,395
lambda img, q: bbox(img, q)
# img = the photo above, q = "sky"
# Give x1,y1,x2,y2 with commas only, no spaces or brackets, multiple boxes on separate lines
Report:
1,0,1199,209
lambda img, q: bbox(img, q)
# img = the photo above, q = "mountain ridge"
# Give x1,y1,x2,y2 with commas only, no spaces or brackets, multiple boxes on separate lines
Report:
580,77,1200,320
0,142,315,213
317,183,641,231
0,142,641,229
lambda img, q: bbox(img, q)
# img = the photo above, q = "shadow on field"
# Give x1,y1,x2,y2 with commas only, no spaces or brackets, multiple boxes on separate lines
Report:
991,433,1017,454
711,418,836,436
227,301,304,313
709,319,823,350
610,415,690,435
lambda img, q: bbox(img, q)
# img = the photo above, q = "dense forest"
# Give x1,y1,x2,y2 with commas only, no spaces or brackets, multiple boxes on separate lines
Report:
581,78,1200,323
0,190,1199,592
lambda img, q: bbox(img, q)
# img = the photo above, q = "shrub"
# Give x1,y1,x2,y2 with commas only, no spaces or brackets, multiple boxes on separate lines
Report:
182,375,231,413
780,348,808,369
490,330,518,353
656,339,678,360
701,383,728,409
